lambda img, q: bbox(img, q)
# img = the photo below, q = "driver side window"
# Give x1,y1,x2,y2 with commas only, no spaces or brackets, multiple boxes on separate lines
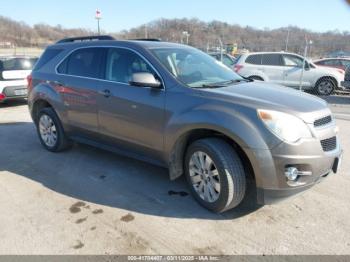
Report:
105,48,158,84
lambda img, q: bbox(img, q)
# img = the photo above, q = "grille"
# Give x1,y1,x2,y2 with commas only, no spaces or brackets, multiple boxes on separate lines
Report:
314,115,332,127
320,136,337,152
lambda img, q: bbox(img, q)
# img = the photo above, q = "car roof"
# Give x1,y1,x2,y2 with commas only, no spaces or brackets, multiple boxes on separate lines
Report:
0,55,38,59
314,57,350,62
242,51,298,56
52,39,189,50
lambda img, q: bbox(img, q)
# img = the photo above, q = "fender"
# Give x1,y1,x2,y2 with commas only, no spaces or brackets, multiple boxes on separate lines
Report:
29,79,68,128
164,102,280,180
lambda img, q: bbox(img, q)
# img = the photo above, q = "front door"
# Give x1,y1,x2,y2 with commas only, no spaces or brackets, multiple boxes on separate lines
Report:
97,47,165,158
282,54,313,88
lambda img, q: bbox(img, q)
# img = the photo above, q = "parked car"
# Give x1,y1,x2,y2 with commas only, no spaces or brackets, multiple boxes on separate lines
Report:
28,36,342,213
209,52,236,69
0,56,38,103
234,52,345,95
313,58,350,72
341,66,350,89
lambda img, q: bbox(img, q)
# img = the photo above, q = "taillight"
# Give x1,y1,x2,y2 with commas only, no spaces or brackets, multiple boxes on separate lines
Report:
27,74,33,91
337,69,345,75
0,93,5,101
234,64,243,73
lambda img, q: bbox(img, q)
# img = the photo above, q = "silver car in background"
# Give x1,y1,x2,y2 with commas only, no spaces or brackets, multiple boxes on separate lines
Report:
0,56,38,103
233,52,345,95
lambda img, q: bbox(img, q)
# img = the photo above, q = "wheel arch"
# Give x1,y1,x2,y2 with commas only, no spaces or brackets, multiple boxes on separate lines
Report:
168,127,256,184
315,75,338,88
247,75,264,81
32,99,54,123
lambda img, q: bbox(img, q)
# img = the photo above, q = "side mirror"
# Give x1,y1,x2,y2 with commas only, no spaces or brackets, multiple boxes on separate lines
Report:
129,73,162,89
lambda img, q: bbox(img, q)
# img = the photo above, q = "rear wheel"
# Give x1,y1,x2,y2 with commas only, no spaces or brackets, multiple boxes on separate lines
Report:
36,107,72,152
315,78,335,95
185,138,246,213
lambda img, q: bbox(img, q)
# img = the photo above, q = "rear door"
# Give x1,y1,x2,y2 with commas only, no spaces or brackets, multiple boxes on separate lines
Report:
260,53,285,84
56,47,105,136
97,47,165,159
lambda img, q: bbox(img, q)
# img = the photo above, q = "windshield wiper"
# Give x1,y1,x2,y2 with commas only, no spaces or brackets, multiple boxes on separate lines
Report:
196,79,249,88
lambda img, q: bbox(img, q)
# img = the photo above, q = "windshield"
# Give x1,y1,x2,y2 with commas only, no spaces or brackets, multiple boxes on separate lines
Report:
151,47,244,88
0,58,38,71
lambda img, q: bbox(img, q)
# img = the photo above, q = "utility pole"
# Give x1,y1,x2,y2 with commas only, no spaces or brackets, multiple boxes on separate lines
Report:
285,28,290,51
218,38,223,62
299,37,312,91
95,9,102,35
144,24,148,38
182,31,190,45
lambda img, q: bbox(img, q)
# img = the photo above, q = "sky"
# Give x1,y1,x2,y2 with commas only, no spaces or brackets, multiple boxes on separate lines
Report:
0,0,350,33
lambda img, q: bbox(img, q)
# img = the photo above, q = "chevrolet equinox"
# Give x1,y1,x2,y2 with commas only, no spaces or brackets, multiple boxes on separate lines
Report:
28,36,342,213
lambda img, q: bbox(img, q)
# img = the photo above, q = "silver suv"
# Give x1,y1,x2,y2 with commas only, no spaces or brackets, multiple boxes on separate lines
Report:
234,52,345,95
28,36,342,213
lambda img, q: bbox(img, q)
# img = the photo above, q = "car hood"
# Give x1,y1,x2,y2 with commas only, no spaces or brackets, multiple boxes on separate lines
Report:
201,82,331,123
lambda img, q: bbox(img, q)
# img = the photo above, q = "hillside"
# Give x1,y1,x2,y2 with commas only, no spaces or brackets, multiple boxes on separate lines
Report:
1,16,349,57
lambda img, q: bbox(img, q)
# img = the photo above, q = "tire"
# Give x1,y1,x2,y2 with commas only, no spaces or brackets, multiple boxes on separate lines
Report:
185,138,246,213
36,107,72,152
248,76,264,81
315,78,335,96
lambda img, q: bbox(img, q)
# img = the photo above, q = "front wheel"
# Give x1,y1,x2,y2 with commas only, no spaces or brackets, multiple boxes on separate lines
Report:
185,138,246,213
315,78,335,96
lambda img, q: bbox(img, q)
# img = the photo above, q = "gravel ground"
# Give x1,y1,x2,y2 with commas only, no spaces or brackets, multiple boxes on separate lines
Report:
0,98,349,255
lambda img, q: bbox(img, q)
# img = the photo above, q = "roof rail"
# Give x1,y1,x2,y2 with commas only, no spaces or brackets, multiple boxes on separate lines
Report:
56,35,115,44
130,38,162,42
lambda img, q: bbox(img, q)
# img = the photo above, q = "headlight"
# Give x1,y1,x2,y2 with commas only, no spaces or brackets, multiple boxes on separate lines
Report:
257,109,312,143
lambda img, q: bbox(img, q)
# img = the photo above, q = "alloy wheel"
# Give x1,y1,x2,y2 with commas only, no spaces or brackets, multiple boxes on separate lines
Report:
39,114,57,147
189,151,221,203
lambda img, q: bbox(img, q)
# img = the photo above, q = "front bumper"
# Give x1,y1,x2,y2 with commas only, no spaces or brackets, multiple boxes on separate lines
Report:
246,118,342,205
257,152,341,204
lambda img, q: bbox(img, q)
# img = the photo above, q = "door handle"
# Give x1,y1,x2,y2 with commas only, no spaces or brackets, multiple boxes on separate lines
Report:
53,80,64,86
99,89,111,98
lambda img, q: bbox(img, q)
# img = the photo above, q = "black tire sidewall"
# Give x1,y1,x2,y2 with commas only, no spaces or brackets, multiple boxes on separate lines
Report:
316,79,335,95
185,140,243,213
36,108,64,152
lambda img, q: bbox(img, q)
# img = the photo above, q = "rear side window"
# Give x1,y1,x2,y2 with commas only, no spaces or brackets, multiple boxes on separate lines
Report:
58,48,105,78
33,49,62,71
0,58,38,71
245,54,262,65
321,60,338,66
261,54,282,66
341,60,350,68
315,60,325,65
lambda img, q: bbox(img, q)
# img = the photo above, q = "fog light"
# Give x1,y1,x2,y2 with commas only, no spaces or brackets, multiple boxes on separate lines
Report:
285,167,299,181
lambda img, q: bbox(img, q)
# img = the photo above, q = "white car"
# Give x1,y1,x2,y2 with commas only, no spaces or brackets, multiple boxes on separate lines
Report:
233,52,345,95
0,56,38,103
